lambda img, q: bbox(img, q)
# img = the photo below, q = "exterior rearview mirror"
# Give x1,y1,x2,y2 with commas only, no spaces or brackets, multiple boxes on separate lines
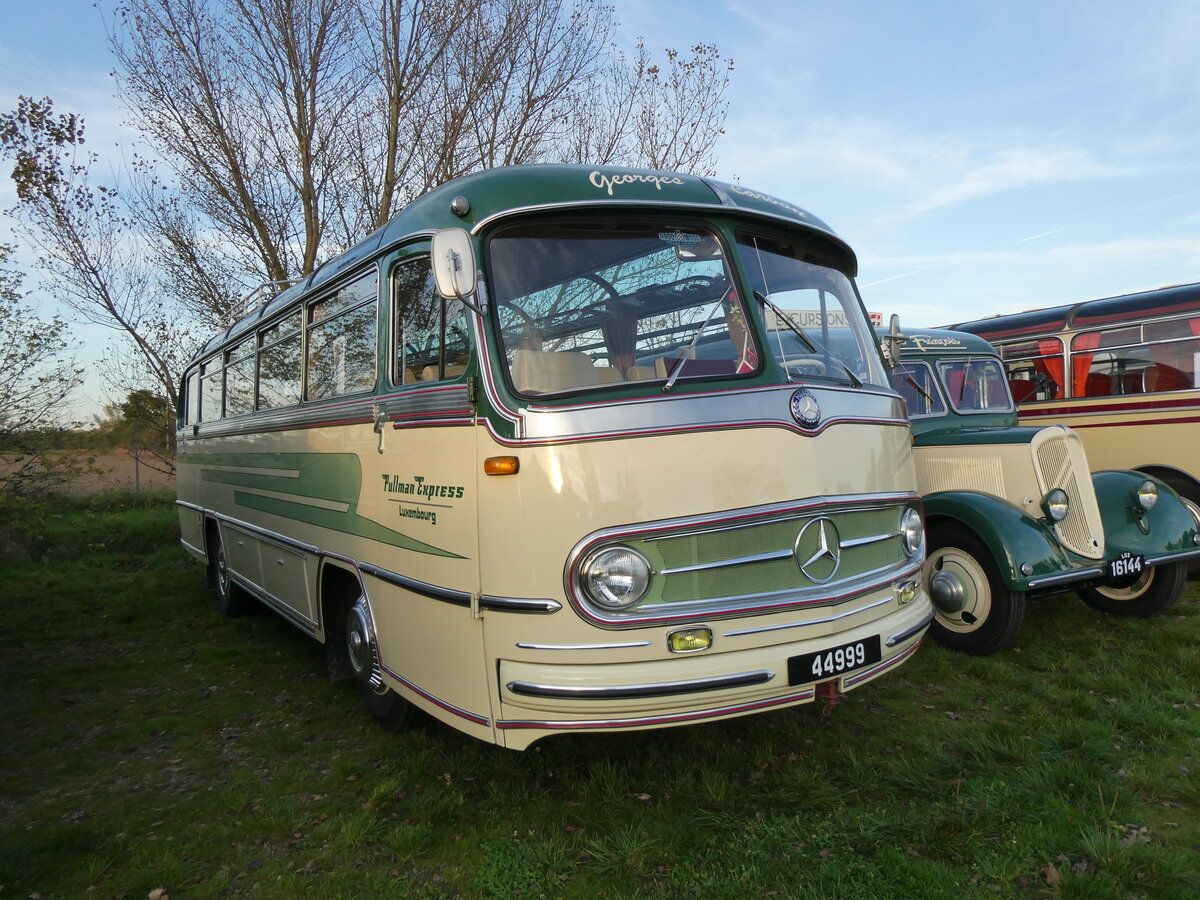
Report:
431,228,479,308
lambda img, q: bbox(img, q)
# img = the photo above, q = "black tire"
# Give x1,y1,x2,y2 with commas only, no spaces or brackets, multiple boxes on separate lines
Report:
346,596,414,731
1078,560,1186,617
210,530,254,617
924,525,1025,655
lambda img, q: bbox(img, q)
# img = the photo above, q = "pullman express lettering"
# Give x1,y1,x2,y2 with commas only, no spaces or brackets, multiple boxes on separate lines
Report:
381,474,465,500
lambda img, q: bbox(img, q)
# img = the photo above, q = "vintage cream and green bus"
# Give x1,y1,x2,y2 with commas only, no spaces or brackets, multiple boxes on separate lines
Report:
886,326,1199,655
949,283,1200,522
175,164,932,749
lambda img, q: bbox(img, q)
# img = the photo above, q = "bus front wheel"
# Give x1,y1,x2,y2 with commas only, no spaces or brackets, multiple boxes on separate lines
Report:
1078,561,1186,618
346,597,413,731
924,526,1025,656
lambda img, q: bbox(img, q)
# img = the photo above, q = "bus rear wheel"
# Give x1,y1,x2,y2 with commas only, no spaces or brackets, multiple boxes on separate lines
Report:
1078,561,1186,617
924,526,1025,656
346,597,413,731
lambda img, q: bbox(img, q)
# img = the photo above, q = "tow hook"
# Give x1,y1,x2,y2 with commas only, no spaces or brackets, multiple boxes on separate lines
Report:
816,679,842,717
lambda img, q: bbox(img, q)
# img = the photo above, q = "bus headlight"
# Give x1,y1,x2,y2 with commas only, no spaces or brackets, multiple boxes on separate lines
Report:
901,507,924,557
579,546,651,610
1134,480,1158,510
1042,488,1070,522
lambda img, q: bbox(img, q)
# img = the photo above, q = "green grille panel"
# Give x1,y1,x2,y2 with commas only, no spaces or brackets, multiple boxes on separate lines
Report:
661,557,798,603
634,503,908,608
655,519,798,570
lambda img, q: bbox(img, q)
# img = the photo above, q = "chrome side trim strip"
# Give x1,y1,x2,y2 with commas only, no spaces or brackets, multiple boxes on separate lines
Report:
1025,566,1106,589
185,505,470,608
175,499,204,512
480,596,563,614
515,640,653,651
228,570,318,635
506,669,774,700
380,661,490,727
843,642,920,687
1147,547,1200,565
217,512,321,556
886,611,935,647
496,684,818,730
179,537,205,558
721,595,894,637
358,561,472,608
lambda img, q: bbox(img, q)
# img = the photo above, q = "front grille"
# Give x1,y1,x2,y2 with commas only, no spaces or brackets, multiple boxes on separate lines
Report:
1031,426,1104,559
568,495,921,625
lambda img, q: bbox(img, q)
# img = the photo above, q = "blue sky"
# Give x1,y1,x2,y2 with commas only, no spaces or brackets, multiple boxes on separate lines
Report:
4,0,1200,414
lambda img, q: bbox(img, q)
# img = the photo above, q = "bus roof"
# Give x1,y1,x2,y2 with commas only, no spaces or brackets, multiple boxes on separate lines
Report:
198,165,856,359
883,326,998,357
947,281,1200,341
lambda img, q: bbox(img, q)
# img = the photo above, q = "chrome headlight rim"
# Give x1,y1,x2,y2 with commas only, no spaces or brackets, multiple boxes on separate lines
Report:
900,506,924,558
1134,479,1159,510
1042,487,1070,523
578,545,653,611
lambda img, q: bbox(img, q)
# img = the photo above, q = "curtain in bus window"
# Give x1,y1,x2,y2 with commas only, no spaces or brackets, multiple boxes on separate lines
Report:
1035,339,1064,398
1070,331,1103,397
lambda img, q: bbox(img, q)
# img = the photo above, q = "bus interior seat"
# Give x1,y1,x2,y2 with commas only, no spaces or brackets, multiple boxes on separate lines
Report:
625,365,658,381
510,350,621,393
1007,377,1035,402
1144,363,1189,392
420,363,467,381
1122,372,1144,394
1083,372,1112,396
652,357,737,378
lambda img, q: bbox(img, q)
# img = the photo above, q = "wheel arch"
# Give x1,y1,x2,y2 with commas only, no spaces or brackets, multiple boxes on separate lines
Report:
923,491,1073,591
320,559,367,682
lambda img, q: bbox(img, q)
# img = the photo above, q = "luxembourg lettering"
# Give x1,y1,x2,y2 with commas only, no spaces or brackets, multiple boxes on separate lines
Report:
382,474,465,527
589,170,685,196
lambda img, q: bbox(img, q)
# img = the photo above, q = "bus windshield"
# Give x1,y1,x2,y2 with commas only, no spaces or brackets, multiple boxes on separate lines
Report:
488,222,758,396
936,358,1013,413
735,233,886,388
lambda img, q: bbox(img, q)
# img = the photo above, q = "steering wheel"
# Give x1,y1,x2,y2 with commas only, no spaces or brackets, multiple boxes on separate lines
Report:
786,357,828,377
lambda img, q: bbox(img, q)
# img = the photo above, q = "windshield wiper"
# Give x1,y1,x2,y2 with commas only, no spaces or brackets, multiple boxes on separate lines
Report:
752,289,863,388
663,292,728,392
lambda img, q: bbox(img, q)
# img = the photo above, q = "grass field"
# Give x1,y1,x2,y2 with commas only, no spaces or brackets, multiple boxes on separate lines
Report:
1,495,1198,899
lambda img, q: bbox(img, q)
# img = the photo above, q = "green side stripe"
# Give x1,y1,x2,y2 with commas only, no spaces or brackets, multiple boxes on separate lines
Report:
183,450,466,560
233,492,464,559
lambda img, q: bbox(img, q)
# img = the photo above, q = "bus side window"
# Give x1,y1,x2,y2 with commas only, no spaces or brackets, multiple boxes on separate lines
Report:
185,370,201,426
393,256,469,384
307,272,378,400
200,357,223,422
257,310,303,410
997,340,1062,401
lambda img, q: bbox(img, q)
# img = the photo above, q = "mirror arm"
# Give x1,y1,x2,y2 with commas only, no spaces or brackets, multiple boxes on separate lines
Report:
444,249,486,315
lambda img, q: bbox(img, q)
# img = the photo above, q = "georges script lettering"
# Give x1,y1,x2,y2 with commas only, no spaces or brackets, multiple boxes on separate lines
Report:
589,170,685,196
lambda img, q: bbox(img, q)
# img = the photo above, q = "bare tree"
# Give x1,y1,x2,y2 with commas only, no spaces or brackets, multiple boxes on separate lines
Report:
0,98,188,406
111,0,734,282
1,1,733,426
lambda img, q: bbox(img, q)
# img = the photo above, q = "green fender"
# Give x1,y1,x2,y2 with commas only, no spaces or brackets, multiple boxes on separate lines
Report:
1091,470,1200,560
923,491,1082,592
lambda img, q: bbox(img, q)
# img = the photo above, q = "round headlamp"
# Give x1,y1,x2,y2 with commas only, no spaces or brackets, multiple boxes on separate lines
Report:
901,506,924,557
1135,479,1159,510
1042,488,1070,523
579,546,652,610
